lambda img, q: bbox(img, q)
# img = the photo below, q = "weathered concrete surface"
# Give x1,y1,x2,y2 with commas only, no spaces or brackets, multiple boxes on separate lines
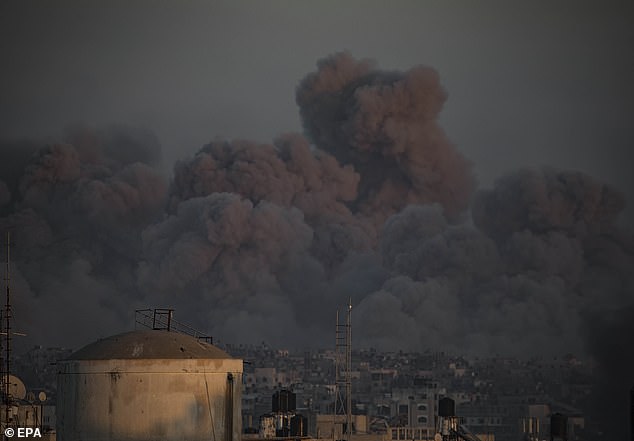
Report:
57,331,242,441
68,330,230,360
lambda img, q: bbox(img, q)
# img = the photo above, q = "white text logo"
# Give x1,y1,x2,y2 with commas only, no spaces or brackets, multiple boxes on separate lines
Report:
4,427,42,438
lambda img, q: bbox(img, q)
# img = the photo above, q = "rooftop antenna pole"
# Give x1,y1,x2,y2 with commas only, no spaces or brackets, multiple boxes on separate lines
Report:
334,299,352,441
345,299,352,441
4,231,11,427
333,309,339,441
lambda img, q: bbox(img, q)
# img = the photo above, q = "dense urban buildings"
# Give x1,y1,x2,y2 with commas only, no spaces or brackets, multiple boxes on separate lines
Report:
220,344,591,440
9,338,611,440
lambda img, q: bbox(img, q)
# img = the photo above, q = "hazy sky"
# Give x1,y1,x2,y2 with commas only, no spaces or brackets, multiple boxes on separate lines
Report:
1,0,633,219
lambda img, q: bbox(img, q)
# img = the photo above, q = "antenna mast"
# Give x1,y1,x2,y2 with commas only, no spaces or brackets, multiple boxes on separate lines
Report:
334,299,352,441
3,231,12,428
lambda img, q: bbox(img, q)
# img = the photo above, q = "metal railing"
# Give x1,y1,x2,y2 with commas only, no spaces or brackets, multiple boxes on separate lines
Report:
134,308,213,344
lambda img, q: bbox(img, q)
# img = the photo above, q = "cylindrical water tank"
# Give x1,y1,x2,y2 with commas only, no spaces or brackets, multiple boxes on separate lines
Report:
550,413,567,440
272,389,296,413
274,413,292,437
57,330,243,441
438,397,455,417
290,414,307,437
259,415,276,438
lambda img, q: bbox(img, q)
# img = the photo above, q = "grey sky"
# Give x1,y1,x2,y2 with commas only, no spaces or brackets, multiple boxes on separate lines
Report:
1,0,633,218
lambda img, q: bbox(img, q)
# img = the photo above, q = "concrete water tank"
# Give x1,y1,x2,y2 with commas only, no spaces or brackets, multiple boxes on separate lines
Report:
57,330,242,441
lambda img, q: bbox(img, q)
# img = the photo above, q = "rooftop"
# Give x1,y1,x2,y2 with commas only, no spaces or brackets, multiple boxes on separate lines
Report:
68,330,232,360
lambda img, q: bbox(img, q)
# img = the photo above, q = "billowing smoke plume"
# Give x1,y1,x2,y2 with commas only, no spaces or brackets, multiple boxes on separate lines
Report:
1,124,167,348
472,168,625,240
168,134,373,267
353,166,632,354
1,53,632,381
296,52,475,225
138,193,324,345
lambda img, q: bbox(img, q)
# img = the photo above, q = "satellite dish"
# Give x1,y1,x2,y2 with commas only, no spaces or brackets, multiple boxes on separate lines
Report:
8,375,26,400
38,391,47,403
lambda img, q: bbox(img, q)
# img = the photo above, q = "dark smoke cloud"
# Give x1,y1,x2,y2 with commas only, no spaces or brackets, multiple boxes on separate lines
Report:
472,168,625,240
0,53,631,391
381,204,501,284
503,230,584,284
350,165,632,356
355,275,462,352
139,193,313,293
354,203,587,356
138,192,327,346
149,52,481,347
1,125,168,348
296,52,475,225
168,134,359,220
169,133,374,268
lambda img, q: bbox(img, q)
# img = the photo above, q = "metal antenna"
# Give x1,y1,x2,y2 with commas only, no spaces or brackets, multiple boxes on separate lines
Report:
346,299,352,441
334,299,352,441
0,232,26,430
3,231,11,428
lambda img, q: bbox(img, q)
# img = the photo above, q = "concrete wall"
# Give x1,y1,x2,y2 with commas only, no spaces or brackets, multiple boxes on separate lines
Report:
57,358,242,441
315,414,369,438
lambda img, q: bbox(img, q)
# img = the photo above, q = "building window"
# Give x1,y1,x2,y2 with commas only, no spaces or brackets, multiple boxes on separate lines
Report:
417,416,428,424
417,404,427,412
